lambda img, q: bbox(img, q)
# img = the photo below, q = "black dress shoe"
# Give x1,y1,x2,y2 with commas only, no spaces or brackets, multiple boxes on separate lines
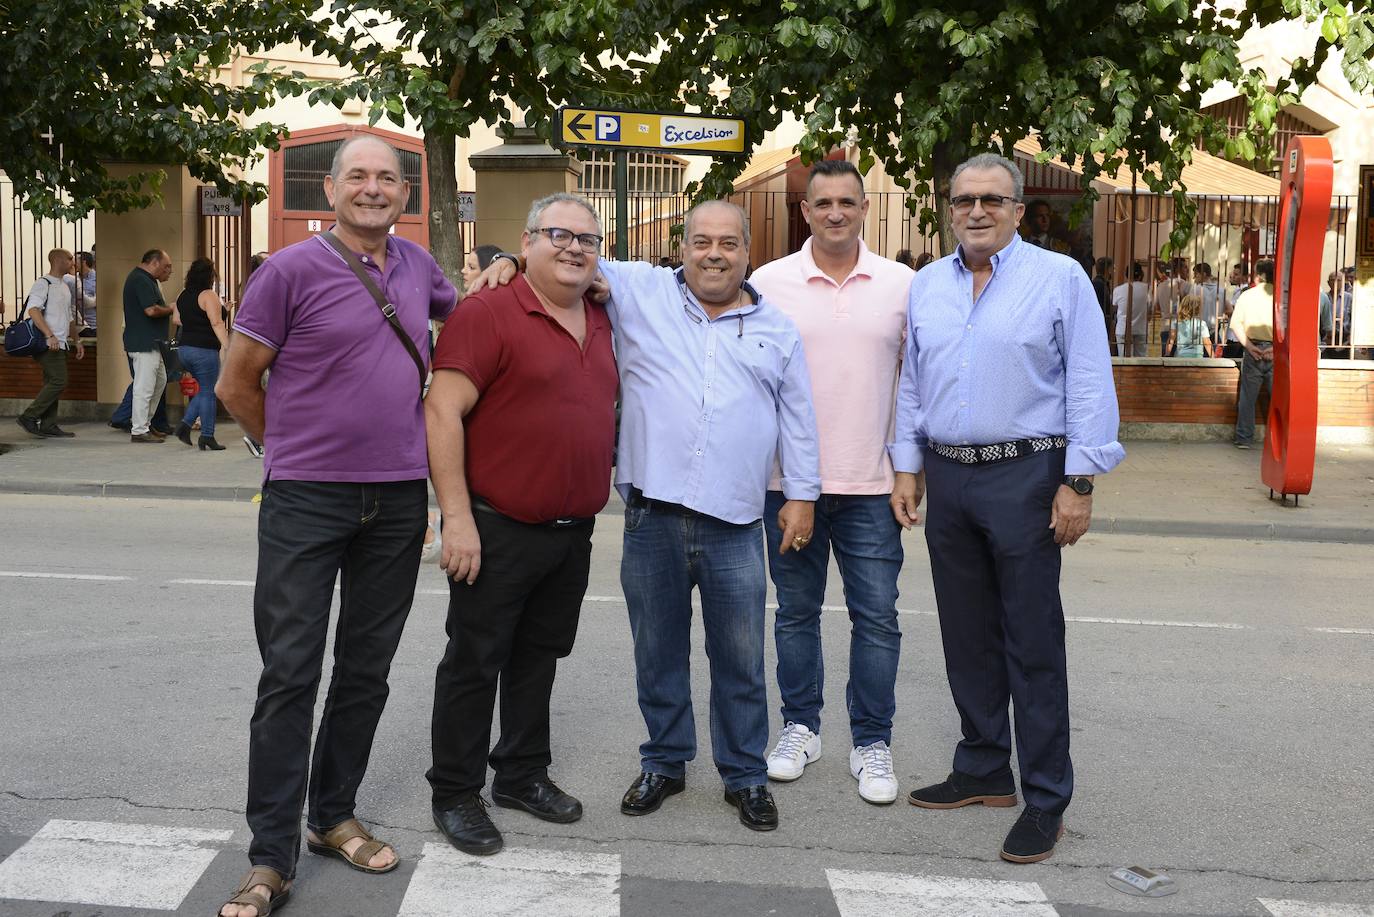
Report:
724,784,778,831
1000,805,1065,863
39,423,75,438
16,416,42,437
108,420,132,431
432,795,503,856
175,422,193,446
620,772,685,816
908,769,1017,809
492,778,583,824
151,424,175,436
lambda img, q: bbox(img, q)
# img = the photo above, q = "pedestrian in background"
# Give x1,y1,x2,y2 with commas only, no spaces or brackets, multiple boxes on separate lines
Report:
15,248,84,439
172,257,229,450
122,249,174,444
1230,259,1276,449
891,152,1123,865
214,134,457,917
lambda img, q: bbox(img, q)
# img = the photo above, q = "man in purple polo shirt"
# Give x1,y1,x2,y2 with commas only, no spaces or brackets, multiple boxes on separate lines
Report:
215,134,457,917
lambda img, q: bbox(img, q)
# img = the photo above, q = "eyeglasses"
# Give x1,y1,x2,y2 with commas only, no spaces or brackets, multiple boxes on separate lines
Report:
950,194,1020,214
532,226,603,254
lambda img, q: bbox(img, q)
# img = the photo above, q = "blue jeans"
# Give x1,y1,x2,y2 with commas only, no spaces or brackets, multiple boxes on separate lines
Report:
110,355,168,428
763,491,903,747
178,344,221,436
620,501,769,790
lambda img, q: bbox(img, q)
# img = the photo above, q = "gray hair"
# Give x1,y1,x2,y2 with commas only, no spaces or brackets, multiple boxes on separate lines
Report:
951,153,1024,201
683,200,751,248
329,135,404,181
525,192,603,234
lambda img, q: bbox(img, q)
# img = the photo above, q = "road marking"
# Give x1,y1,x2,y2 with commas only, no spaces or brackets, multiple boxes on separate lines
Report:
0,571,131,581
398,843,620,917
168,578,255,587
1260,899,1374,916
0,819,231,911
827,869,1057,916
1066,616,1247,629
1308,627,1374,636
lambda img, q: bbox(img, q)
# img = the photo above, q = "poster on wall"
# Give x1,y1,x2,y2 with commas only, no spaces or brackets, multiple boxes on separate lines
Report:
1018,193,1093,269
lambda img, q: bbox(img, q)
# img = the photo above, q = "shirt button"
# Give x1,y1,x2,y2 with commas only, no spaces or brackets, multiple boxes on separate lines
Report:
695,450,702,456
707,351,713,357
966,324,972,330
960,401,968,407
961,360,968,367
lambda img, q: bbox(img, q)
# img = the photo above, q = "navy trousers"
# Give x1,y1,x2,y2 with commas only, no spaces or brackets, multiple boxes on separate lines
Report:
923,446,1073,816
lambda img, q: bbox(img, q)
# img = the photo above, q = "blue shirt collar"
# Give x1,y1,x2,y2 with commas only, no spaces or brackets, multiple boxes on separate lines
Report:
674,267,762,320
953,232,1021,274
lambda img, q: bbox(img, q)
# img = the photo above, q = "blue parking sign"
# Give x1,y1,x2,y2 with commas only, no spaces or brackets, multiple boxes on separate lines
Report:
596,115,621,142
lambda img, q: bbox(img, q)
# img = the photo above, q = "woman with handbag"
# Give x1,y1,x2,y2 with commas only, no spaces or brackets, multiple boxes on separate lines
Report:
172,258,230,450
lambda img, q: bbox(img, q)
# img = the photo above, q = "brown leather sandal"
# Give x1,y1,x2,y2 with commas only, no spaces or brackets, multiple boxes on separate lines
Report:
305,818,398,874
218,866,290,916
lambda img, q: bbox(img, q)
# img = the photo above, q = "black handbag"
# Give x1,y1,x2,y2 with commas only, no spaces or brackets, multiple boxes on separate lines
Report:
319,231,427,395
156,338,184,378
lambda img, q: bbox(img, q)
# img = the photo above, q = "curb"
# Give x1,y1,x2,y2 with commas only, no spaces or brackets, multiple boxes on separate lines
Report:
2,479,1371,544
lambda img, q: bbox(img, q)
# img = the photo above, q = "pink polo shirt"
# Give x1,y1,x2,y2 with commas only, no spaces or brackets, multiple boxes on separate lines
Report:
750,238,913,495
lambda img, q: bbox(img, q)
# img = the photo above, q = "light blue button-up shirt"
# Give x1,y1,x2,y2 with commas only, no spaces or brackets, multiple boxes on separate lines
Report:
889,234,1125,476
599,260,821,524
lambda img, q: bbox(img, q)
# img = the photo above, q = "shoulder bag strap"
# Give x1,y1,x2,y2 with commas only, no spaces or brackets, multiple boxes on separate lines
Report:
319,231,426,395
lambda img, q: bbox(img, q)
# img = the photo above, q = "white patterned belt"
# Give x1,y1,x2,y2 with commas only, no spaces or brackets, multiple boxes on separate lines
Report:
928,435,1067,466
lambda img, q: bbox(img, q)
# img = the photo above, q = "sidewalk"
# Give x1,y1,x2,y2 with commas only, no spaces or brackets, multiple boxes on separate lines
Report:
2,416,1372,543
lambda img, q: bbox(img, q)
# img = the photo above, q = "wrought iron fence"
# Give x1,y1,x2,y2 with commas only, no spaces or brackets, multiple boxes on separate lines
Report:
1,175,93,328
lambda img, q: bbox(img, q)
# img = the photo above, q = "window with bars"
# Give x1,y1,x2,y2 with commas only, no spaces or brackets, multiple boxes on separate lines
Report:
281,139,423,214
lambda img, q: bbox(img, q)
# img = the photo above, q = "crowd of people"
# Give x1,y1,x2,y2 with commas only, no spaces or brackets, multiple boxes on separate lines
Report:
202,136,1121,917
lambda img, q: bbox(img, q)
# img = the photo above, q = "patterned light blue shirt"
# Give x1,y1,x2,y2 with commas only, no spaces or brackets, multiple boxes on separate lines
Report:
599,260,821,524
889,233,1125,476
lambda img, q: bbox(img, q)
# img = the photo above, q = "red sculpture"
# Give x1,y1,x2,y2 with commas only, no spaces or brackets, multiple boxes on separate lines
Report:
1263,136,1332,498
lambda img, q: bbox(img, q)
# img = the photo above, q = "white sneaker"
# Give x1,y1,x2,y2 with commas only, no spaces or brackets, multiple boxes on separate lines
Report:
849,741,899,804
766,722,821,781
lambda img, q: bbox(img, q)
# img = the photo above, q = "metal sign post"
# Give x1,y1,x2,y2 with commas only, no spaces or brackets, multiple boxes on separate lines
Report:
1262,135,1332,500
556,106,748,262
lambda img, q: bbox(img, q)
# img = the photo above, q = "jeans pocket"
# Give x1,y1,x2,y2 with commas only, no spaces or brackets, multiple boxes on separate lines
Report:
624,503,647,533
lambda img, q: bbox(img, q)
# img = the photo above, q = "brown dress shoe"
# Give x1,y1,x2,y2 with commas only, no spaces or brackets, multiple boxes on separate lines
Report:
130,432,165,443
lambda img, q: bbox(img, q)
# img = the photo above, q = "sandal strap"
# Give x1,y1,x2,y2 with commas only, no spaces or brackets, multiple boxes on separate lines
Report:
350,838,387,866
234,866,286,896
318,818,371,849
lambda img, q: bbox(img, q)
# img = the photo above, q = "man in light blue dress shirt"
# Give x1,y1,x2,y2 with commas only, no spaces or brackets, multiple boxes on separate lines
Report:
472,200,821,832
889,153,1124,864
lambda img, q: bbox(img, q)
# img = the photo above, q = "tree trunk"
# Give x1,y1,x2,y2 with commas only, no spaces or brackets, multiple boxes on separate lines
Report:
931,140,957,257
425,126,464,290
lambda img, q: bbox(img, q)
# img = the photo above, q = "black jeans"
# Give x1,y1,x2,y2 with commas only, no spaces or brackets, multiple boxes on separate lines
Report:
427,507,593,808
923,447,1074,817
246,478,427,878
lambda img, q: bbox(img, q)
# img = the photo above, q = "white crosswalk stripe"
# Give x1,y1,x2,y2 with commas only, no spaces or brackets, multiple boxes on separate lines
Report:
826,869,1059,917
397,843,621,917
0,819,231,911
1260,899,1374,916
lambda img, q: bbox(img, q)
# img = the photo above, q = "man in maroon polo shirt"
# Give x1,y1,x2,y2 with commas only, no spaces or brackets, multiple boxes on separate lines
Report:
424,192,618,855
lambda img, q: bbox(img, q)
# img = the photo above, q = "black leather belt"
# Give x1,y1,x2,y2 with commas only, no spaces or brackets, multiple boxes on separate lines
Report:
928,435,1067,466
625,487,756,527
470,496,593,528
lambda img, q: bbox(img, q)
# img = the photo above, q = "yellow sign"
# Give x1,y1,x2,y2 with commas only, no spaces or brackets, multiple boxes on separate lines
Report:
557,107,747,157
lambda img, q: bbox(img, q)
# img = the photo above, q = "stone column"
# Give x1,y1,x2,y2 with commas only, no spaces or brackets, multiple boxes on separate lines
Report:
94,165,200,408
470,127,583,253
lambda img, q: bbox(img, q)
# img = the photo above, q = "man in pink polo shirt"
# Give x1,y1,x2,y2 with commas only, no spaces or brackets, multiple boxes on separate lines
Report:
749,159,914,804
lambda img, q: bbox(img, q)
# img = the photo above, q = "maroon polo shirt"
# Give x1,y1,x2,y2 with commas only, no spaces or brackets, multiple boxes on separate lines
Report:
431,274,618,523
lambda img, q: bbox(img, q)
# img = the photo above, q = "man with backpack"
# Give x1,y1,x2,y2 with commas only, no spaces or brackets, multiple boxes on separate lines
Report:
15,248,84,438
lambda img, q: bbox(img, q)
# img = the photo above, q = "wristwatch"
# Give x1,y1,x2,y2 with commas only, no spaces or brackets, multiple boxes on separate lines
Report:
492,252,520,270
1063,475,1094,496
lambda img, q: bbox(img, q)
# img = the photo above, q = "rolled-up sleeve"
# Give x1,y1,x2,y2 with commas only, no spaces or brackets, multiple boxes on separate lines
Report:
1063,270,1126,475
776,336,821,501
888,286,928,474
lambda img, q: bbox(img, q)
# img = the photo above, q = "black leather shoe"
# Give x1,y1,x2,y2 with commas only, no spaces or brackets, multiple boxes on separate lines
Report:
108,420,132,431
492,778,583,824
1000,805,1065,863
16,416,42,437
620,772,685,816
151,424,175,436
39,423,75,438
724,784,778,831
198,435,226,451
908,770,1017,809
432,795,503,856
175,422,193,446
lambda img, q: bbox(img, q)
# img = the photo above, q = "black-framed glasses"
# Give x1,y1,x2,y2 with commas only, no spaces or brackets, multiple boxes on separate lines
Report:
950,194,1020,214
532,226,603,253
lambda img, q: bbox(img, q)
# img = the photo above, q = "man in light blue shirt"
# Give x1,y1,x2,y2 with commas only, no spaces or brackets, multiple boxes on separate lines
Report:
890,153,1123,865
474,200,821,832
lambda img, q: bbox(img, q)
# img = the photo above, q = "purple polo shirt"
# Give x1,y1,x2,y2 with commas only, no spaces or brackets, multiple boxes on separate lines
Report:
234,232,457,483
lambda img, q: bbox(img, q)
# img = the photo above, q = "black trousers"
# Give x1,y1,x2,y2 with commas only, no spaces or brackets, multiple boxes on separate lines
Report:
923,447,1074,816
427,508,593,808
246,478,427,878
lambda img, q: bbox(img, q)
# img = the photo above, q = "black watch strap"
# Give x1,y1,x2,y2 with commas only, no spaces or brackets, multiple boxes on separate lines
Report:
1063,475,1094,495
493,252,520,269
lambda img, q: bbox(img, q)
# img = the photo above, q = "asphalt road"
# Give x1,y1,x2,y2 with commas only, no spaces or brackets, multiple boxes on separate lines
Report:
1,494,1371,917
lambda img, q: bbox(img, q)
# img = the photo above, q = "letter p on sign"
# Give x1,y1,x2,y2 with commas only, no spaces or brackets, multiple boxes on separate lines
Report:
596,115,621,142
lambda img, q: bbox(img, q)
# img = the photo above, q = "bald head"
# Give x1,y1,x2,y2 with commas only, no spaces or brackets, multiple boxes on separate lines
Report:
330,135,404,182
684,200,750,248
